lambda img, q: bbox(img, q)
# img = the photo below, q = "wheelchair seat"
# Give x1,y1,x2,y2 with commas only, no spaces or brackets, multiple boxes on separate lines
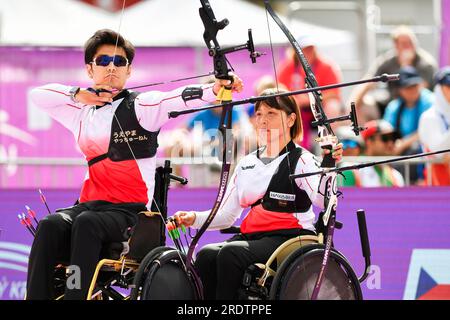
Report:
239,232,362,300
93,161,171,263
50,160,187,300
267,234,323,270
97,210,164,262
253,234,322,290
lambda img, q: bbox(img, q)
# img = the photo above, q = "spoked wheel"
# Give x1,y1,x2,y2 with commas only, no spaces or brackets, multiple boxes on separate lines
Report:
130,246,174,300
53,266,67,300
135,248,200,300
270,245,362,300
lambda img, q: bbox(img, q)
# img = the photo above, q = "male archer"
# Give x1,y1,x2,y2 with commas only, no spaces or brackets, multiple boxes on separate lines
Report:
26,29,243,300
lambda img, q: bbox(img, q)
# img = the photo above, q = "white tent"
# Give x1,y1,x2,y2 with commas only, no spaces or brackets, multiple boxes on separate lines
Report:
0,0,354,49
0,0,115,46
121,0,354,48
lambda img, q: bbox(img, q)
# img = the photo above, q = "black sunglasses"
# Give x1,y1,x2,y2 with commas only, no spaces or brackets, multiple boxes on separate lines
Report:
92,55,129,67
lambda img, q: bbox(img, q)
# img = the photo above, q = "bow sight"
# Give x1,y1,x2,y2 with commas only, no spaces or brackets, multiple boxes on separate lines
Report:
200,0,262,80
311,102,365,136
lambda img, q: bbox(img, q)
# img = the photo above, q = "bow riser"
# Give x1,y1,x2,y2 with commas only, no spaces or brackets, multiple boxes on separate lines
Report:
185,0,262,272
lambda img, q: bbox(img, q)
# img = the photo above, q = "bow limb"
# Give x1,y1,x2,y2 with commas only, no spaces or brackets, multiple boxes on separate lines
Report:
264,0,339,300
264,0,337,168
184,1,260,277
184,0,236,273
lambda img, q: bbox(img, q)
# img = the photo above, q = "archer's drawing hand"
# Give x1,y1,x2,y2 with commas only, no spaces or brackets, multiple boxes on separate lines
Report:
75,85,114,105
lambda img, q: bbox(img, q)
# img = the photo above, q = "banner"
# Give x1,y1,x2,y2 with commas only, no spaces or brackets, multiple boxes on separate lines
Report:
1,187,449,300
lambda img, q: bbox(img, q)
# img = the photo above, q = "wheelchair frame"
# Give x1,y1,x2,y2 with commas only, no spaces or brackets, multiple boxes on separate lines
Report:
134,206,372,300
47,159,372,300
49,160,186,300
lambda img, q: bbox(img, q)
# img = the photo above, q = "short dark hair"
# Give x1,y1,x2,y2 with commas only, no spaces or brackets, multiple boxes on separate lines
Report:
255,88,303,141
84,29,135,64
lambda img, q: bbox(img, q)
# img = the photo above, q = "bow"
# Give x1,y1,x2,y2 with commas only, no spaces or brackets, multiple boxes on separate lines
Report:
290,148,450,180
166,1,397,300
184,0,261,276
263,0,355,300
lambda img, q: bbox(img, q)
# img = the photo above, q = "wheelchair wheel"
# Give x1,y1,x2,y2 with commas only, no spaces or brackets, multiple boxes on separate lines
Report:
130,246,174,300
139,249,200,300
53,266,68,300
270,244,362,300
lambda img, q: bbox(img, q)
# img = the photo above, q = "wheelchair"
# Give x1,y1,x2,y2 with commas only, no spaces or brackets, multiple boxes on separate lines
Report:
51,160,187,300
133,210,372,300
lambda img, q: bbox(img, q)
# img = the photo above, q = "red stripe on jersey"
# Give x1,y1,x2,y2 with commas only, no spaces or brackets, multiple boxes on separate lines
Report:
66,104,82,110
42,88,70,96
240,205,302,234
137,94,182,107
77,121,82,143
80,158,148,204
299,155,306,165
220,185,236,210
302,170,314,192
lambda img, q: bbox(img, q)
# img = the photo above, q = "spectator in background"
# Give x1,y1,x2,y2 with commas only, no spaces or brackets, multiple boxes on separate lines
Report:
355,120,405,187
186,106,245,137
418,67,450,185
185,101,253,158
277,35,343,151
338,127,364,157
167,106,250,157
383,66,433,183
350,25,437,120
335,126,364,187
384,66,433,154
164,85,252,183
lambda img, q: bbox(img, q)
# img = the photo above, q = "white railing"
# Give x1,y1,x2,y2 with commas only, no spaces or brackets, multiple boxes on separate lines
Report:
342,156,444,186
0,156,446,187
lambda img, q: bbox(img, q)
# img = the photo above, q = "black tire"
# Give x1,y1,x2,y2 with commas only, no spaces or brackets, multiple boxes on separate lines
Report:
130,246,174,300
140,249,199,300
270,244,362,300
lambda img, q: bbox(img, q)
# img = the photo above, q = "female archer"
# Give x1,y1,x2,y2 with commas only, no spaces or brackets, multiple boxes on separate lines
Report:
171,88,343,300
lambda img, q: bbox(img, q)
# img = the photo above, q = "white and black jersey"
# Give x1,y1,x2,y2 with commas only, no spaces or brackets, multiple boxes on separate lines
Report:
192,141,327,233
30,83,216,210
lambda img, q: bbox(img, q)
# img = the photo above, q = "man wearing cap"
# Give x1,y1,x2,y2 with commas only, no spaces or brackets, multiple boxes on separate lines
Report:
277,35,342,151
383,66,433,183
418,66,450,185
335,127,364,186
351,120,405,187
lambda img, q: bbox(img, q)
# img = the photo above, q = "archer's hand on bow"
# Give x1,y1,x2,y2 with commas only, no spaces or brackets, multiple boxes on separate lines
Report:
212,73,244,95
167,211,196,230
322,142,344,163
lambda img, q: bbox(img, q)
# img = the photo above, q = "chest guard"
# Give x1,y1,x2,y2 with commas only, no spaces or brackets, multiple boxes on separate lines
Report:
252,142,312,213
88,91,159,166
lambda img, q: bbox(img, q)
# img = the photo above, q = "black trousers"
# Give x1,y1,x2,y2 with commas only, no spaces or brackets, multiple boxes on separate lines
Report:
194,228,316,300
26,200,145,300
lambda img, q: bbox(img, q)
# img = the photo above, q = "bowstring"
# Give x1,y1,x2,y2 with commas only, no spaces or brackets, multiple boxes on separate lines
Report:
109,0,188,272
265,4,310,299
